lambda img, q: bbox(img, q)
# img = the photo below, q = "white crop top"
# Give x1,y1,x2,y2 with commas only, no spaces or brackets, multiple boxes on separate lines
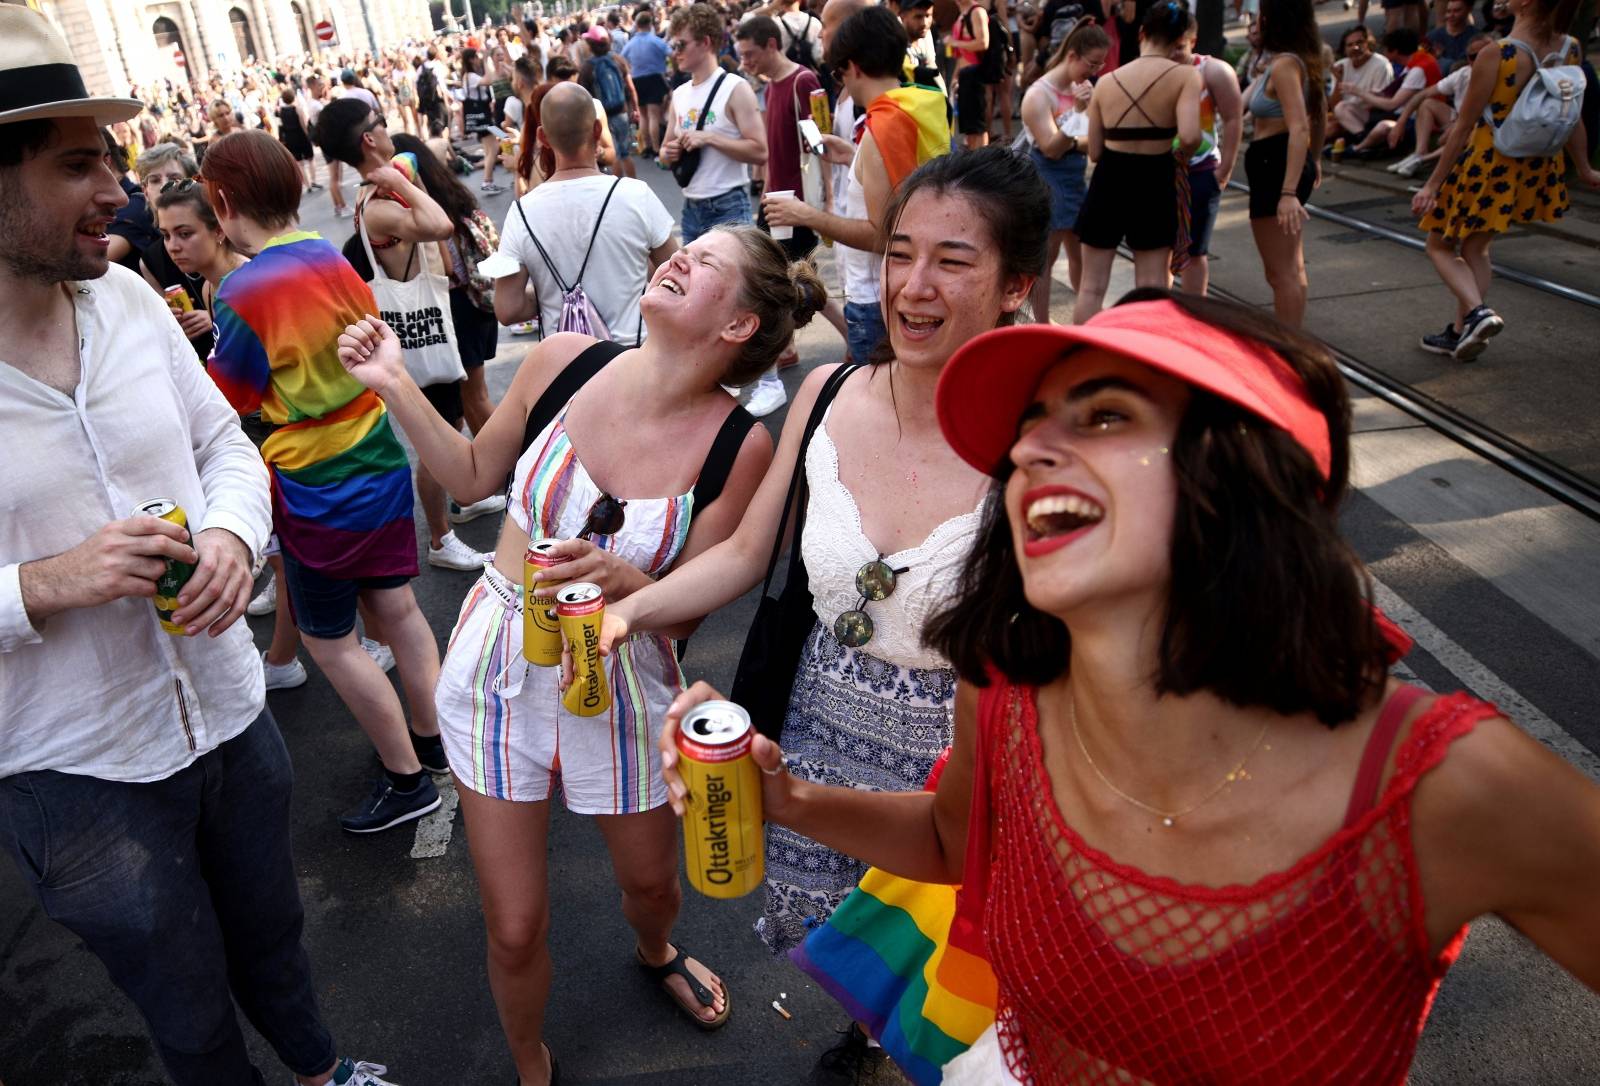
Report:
800,408,983,671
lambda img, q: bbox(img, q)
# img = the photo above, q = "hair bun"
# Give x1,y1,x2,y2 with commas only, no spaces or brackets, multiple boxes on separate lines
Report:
789,259,828,328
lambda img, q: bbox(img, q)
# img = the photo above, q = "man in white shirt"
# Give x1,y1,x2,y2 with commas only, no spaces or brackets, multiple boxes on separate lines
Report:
661,2,767,246
495,82,678,345
0,11,393,1085
1330,27,1396,138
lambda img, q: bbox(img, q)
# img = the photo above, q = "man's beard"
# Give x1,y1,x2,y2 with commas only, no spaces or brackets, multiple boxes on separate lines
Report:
0,190,110,284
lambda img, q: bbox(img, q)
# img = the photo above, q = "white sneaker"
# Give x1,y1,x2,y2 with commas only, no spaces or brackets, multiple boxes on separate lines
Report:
247,572,278,616
292,1057,399,1086
449,494,507,524
745,378,788,419
1394,154,1423,178
262,650,307,690
361,637,396,673
429,530,489,571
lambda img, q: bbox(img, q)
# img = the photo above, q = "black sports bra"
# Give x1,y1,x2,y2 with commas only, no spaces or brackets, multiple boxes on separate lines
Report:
1102,61,1182,141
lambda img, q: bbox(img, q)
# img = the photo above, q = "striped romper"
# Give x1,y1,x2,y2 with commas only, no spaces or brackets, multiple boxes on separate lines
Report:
433,398,693,812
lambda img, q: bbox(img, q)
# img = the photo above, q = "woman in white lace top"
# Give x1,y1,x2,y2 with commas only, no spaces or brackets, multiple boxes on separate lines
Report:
604,148,1050,972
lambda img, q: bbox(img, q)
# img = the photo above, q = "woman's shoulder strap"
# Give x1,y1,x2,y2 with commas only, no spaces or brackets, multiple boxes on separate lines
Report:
520,339,629,452
1342,683,1429,829
691,404,760,514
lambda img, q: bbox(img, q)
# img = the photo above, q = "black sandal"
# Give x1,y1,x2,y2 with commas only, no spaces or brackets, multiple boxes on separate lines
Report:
510,1042,560,1086
635,942,732,1031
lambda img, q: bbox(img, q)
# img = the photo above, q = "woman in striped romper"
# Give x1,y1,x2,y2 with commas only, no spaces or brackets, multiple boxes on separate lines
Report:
336,224,829,1086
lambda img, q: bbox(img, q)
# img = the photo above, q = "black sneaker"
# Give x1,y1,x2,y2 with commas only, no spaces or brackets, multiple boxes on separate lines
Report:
1453,305,1503,361
1419,324,1460,355
411,730,449,775
812,1024,906,1085
339,775,441,834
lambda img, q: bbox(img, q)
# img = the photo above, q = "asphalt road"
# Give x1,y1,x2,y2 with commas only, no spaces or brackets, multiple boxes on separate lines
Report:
4,138,1599,1084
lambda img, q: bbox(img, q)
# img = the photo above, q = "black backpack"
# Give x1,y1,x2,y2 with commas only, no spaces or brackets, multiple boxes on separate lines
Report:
781,11,820,69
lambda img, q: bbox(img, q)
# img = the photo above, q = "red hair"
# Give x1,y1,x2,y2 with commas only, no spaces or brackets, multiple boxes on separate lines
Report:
517,81,561,184
201,130,301,229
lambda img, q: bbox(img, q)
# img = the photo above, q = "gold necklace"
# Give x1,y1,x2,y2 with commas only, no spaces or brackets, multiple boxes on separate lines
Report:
1069,693,1270,828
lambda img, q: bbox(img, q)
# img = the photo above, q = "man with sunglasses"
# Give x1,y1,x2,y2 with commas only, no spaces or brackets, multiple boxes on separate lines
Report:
660,4,767,245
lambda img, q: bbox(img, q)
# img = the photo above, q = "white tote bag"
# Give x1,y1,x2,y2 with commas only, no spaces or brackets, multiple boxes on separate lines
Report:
357,198,465,388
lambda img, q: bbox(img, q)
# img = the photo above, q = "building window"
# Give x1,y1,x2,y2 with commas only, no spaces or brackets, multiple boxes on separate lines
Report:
289,0,313,53
229,7,258,62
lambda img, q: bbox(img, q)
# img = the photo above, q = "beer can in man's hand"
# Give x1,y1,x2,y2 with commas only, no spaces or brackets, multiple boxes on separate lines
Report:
557,581,610,716
677,700,764,898
523,539,568,666
132,498,194,635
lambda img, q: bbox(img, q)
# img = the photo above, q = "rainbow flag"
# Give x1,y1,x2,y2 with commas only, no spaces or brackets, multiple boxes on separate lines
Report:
865,85,952,192
789,750,997,1084
792,870,998,1084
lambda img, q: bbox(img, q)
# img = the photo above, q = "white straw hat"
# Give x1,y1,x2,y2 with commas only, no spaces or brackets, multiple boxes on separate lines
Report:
0,5,143,126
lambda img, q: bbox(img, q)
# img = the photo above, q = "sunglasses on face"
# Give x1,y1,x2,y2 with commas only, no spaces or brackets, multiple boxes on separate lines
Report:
833,557,910,649
669,38,691,52
363,114,387,134
578,491,627,541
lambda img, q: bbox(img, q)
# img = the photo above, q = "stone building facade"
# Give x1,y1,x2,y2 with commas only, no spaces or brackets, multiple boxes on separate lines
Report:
18,0,435,94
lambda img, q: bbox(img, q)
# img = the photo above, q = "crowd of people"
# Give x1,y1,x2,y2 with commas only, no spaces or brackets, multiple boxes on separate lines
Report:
3,0,1600,1083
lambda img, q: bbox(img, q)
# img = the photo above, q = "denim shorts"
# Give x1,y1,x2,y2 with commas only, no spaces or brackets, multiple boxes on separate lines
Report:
681,185,752,245
843,300,888,363
280,550,410,639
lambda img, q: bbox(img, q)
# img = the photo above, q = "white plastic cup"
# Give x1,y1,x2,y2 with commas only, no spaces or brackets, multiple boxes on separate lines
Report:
766,190,795,241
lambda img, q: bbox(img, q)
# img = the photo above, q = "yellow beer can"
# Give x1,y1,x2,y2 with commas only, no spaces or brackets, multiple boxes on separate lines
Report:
677,700,764,898
556,581,610,717
522,539,568,666
132,497,194,635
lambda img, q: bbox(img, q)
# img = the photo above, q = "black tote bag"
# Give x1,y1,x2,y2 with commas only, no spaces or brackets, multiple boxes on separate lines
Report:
729,363,860,741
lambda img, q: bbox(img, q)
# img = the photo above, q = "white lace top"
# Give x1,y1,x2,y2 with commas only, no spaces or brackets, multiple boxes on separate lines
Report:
800,409,984,670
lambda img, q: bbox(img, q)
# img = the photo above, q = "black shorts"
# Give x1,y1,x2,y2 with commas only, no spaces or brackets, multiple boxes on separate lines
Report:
1244,133,1315,220
957,67,987,135
634,73,669,106
450,285,500,370
422,378,464,425
1187,165,1222,257
1074,149,1179,252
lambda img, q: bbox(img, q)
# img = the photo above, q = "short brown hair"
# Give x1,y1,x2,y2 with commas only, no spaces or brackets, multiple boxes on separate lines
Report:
200,130,301,231
734,14,783,50
669,3,723,46
925,289,1385,727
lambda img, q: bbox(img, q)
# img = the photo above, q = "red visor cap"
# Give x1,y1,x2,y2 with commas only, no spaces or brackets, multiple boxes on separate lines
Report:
936,299,1332,480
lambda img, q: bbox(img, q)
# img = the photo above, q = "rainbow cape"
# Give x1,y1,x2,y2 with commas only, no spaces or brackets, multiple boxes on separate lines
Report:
865,85,952,192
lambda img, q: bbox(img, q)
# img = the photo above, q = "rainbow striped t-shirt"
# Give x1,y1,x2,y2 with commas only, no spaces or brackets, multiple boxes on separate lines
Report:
210,231,417,579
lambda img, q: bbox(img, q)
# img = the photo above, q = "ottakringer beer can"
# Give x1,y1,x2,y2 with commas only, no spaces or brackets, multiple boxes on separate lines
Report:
132,498,195,635
676,700,764,899
556,581,610,717
163,284,193,313
522,539,568,667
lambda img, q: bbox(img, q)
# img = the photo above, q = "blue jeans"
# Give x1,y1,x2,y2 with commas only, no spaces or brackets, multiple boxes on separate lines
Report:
680,185,752,244
0,711,335,1085
844,300,888,363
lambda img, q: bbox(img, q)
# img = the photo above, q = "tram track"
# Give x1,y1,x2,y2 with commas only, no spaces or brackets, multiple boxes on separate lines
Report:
1113,223,1600,522
1226,179,1600,311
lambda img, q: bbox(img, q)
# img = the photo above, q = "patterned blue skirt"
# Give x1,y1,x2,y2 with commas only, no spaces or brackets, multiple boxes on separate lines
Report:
755,620,957,956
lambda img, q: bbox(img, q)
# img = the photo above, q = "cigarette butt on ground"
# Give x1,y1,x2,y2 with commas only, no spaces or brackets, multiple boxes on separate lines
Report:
771,1000,792,1020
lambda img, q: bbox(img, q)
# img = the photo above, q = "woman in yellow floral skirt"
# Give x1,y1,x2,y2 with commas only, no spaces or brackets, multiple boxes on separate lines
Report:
1411,0,1598,362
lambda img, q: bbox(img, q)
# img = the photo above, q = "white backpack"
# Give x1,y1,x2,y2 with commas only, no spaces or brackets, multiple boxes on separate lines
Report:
1483,37,1583,159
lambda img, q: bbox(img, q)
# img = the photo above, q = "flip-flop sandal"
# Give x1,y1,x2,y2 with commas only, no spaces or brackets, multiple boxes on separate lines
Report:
635,943,732,1031
510,1041,559,1086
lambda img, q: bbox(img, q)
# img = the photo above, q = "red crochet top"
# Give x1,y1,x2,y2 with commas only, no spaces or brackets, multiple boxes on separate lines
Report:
957,675,1499,1085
